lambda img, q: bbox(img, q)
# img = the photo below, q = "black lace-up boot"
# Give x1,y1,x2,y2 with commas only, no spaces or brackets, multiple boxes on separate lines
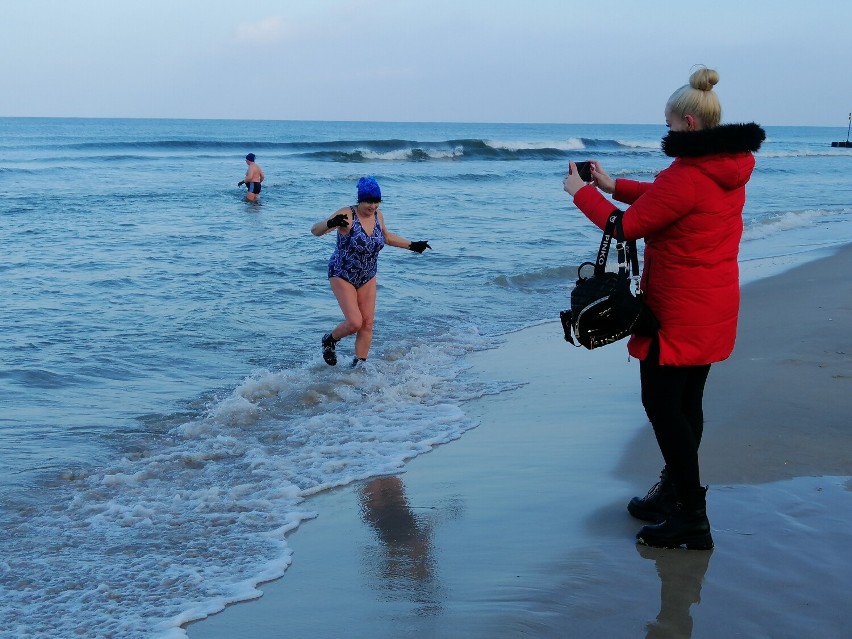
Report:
636,487,713,550
627,468,677,523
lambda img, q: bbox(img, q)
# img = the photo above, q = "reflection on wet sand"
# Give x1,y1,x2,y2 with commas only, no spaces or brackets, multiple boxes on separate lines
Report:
358,476,442,615
637,544,713,638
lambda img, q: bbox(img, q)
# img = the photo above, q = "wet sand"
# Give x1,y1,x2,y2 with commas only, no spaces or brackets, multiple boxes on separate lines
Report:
187,244,852,639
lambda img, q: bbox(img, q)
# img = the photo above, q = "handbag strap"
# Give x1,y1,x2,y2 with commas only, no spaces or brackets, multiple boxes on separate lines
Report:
593,211,620,276
596,210,641,282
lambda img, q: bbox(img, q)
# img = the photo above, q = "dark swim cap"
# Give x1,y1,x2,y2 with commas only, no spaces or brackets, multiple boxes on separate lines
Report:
357,176,381,201
246,153,256,162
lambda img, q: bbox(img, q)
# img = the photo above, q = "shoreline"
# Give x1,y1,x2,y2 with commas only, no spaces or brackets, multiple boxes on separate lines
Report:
187,245,852,639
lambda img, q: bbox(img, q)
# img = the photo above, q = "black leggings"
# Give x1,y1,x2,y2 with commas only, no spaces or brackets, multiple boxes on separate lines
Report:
639,341,711,499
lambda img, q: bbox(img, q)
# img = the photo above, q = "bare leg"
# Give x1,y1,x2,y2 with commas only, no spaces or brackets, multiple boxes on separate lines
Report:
353,278,376,359
329,277,363,339
329,277,377,360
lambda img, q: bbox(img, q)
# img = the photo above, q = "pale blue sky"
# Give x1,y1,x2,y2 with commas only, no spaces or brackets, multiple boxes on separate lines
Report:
1,0,849,126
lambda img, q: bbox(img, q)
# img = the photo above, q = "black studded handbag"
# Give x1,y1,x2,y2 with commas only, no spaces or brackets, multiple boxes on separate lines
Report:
560,210,659,349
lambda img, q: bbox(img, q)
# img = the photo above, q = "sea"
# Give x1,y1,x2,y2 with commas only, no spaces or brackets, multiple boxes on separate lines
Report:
1,117,851,638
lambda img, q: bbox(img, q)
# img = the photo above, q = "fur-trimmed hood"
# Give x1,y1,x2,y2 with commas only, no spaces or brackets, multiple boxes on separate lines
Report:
662,122,766,158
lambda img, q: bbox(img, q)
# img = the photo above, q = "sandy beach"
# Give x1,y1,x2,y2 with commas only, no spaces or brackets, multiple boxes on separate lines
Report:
187,244,852,639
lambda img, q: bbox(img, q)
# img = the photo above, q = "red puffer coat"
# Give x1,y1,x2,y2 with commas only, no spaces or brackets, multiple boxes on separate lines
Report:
573,123,766,366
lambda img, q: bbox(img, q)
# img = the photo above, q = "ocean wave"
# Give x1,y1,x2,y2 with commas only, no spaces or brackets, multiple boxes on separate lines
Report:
615,138,662,150
493,264,579,290
0,166,35,175
609,166,664,178
758,149,852,158
484,137,586,152
42,136,657,162
742,208,849,241
0,367,79,389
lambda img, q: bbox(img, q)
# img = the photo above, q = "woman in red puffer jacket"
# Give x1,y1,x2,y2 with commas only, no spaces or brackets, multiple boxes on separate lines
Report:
563,67,765,550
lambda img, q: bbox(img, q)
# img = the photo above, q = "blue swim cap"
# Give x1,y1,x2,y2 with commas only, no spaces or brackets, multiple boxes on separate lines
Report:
246,153,256,162
357,176,381,201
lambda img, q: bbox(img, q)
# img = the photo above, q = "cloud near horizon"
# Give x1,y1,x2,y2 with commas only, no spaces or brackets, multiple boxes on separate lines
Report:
234,17,289,45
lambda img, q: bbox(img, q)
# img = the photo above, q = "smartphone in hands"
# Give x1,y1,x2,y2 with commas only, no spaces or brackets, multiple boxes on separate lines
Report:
572,161,593,182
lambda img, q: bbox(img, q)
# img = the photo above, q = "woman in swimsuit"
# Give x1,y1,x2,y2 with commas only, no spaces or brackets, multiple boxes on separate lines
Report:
310,176,431,367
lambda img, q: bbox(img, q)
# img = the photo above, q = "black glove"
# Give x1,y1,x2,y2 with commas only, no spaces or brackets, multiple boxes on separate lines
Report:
327,213,349,229
408,240,431,254
237,180,245,187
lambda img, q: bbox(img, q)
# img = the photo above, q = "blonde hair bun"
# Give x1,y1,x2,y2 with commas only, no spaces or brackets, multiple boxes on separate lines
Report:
689,67,720,92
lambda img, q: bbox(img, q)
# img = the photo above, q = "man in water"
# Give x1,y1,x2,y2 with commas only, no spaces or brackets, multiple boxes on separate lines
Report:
238,153,265,202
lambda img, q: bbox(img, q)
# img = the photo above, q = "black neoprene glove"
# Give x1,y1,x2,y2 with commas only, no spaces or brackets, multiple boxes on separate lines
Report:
237,180,245,187
327,213,349,229
408,240,431,254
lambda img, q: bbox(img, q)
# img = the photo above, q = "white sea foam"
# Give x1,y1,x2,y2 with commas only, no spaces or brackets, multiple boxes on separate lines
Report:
359,146,464,160
614,138,661,150
739,209,852,282
743,209,833,241
484,137,586,151
757,149,852,158
359,148,418,161
2,328,516,638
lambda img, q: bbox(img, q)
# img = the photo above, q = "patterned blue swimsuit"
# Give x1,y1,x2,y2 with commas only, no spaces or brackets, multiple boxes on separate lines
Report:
327,206,385,288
